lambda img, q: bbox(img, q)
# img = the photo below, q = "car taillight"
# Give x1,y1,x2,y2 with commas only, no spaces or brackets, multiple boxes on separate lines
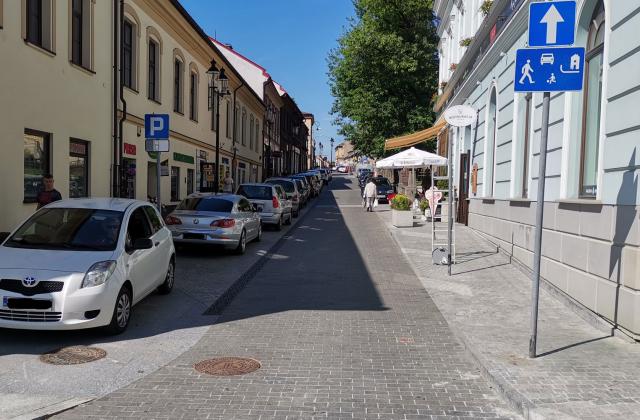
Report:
272,196,279,208
165,215,182,225
211,219,235,228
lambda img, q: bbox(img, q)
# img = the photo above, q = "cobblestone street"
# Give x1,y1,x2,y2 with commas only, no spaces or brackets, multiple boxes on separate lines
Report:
59,176,517,420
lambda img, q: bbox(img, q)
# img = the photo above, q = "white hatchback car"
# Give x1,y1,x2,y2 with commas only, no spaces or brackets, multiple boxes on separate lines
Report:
0,198,175,333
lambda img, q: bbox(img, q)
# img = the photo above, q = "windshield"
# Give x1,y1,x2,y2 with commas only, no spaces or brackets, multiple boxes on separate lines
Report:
266,180,295,193
177,197,234,213
236,185,273,200
374,178,391,187
5,208,123,251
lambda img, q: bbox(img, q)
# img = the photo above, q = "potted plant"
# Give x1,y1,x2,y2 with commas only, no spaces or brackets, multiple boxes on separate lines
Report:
480,0,493,17
460,37,473,47
390,194,413,227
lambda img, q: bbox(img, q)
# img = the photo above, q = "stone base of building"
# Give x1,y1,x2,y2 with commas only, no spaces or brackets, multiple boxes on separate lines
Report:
467,198,640,337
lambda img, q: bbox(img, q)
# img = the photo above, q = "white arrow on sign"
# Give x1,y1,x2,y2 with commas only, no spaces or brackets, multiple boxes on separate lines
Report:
541,4,564,44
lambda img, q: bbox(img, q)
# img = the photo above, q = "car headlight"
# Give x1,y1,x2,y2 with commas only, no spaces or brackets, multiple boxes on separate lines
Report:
82,261,117,288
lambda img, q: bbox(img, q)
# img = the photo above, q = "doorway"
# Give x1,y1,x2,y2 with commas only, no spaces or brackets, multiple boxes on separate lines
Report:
457,150,471,225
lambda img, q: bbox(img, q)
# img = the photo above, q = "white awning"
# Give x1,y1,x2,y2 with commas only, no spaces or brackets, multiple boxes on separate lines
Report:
376,147,448,169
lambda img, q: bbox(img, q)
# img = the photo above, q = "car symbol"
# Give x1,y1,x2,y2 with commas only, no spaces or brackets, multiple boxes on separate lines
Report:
193,219,199,224
540,53,554,65
22,276,37,287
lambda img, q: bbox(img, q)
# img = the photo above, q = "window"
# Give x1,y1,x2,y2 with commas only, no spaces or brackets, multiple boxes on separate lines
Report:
123,20,134,89
187,168,194,195
173,59,183,113
189,72,197,121
485,87,497,197
234,105,240,141
69,139,89,198
579,1,605,198
238,162,247,183
238,198,252,213
148,39,159,101
177,197,233,213
255,121,260,152
126,208,152,249
171,166,180,201
518,93,532,198
24,129,50,203
143,206,163,233
241,109,247,146
26,0,43,46
71,0,83,65
249,115,254,150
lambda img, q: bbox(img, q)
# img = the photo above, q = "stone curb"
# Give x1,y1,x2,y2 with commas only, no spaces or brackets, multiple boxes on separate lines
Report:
10,397,94,420
380,216,553,420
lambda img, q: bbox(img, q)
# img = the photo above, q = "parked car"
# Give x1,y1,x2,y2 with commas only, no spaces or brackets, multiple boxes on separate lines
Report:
266,178,301,217
311,169,329,185
165,193,261,254
371,176,394,203
0,198,175,333
337,166,348,173
236,183,292,230
296,173,321,197
290,175,312,202
290,177,309,207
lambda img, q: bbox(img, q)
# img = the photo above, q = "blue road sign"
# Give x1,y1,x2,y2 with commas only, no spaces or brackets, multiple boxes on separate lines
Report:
515,47,585,93
529,1,576,47
144,114,170,139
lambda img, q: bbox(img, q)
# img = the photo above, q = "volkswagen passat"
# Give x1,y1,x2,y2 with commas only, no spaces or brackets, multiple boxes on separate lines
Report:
165,193,261,254
0,199,175,333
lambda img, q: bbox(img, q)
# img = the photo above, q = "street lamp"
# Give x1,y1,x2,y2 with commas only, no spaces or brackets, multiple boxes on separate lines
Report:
207,59,230,193
330,137,335,167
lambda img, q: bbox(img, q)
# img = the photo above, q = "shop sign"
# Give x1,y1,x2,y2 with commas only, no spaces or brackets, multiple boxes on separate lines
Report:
202,163,215,182
124,143,136,155
173,152,195,164
444,105,477,127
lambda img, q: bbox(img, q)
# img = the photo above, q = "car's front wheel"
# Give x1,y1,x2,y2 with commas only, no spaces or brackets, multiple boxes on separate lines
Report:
255,224,262,242
235,230,247,254
157,259,175,295
105,285,132,335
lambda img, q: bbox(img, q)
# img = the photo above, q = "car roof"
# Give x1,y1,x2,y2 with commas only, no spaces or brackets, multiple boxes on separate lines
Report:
239,183,275,188
45,197,143,212
266,178,295,183
185,192,241,202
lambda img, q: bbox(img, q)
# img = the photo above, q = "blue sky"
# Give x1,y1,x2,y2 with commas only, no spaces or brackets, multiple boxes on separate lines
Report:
180,0,356,159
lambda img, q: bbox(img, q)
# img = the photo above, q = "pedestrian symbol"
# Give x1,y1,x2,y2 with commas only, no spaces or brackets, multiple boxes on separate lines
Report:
519,59,535,85
547,73,556,84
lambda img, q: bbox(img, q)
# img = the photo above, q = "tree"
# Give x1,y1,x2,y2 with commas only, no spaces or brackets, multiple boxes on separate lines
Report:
328,0,440,158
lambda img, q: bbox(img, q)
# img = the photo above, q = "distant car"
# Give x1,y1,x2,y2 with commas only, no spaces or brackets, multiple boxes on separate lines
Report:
166,193,261,254
371,176,394,203
540,53,554,65
0,198,175,333
236,183,292,230
337,166,347,173
289,175,311,205
265,178,302,217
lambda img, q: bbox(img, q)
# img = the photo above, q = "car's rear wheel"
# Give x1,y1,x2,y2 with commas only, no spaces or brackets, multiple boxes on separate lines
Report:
105,285,132,335
235,230,247,254
275,216,283,231
285,212,292,225
255,223,262,242
157,259,175,295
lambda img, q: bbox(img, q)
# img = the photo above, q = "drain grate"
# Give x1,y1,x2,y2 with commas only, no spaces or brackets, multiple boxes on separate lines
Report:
194,357,261,376
40,346,106,365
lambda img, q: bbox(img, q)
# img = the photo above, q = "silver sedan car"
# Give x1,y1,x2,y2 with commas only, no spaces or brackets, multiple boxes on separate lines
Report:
165,193,261,254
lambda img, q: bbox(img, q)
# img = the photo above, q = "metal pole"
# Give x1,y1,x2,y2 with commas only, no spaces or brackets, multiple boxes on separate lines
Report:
448,127,454,276
214,91,220,194
530,91,550,358
156,150,161,214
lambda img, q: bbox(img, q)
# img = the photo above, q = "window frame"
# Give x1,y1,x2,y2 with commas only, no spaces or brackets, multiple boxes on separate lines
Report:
148,38,160,102
71,0,83,66
26,0,43,47
69,138,90,199
249,114,254,150
241,108,247,146
186,168,194,195
170,166,180,202
173,58,184,114
23,128,51,204
122,19,134,89
189,71,198,121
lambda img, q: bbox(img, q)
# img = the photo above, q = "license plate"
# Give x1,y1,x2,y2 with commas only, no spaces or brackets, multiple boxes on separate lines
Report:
2,296,7,308
183,233,205,240
7,298,52,310
377,194,386,198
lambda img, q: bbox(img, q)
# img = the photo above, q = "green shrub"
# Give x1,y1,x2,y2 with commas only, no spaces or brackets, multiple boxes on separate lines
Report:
480,0,493,17
419,199,429,213
436,179,448,190
390,194,411,211
460,37,473,47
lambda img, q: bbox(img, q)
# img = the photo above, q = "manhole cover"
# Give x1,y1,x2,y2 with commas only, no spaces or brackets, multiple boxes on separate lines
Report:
40,346,107,365
194,357,261,376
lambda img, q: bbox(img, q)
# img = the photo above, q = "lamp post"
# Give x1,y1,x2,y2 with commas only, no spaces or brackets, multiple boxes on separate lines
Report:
319,143,324,168
330,137,334,167
207,59,230,193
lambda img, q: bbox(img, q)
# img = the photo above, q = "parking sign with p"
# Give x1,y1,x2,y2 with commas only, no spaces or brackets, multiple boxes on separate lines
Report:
144,114,169,139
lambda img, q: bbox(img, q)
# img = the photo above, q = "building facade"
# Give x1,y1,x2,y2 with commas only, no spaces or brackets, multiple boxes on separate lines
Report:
303,113,315,170
0,0,114,231
280,94,308,175
436,0,640,337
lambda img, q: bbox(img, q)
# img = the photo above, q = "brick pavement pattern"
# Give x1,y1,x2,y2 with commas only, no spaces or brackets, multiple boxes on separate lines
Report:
58,176,516,420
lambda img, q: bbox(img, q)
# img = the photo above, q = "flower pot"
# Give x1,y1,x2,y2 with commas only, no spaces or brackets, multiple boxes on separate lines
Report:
392,209,414,227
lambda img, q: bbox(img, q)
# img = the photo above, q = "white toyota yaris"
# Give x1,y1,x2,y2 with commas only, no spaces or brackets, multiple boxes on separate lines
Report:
0,198,175,334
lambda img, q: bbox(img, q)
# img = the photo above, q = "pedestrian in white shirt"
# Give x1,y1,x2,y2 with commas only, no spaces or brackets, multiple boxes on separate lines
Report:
363,178,377,212
222,171,234,193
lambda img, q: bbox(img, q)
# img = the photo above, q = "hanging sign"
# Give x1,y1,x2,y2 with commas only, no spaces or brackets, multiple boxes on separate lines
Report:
444,105,477,127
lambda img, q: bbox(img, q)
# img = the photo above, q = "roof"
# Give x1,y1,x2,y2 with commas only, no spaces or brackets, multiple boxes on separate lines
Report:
384,118,447,151
46,198,142,212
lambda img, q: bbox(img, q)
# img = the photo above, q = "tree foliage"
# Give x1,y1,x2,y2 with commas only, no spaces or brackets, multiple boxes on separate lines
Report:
328,0,440,158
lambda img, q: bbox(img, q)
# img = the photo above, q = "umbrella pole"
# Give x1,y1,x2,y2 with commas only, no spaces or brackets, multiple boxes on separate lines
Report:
448,131,453,276
431,164,435,253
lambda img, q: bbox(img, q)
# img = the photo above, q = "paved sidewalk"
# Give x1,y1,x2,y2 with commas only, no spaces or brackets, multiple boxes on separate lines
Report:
58,176,517,420
379,210,640,419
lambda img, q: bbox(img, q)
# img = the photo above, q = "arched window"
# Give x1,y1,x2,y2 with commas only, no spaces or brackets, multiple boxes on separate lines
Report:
485,87,498,197
249,115,254,150
579,1,604,197
241,108,247,146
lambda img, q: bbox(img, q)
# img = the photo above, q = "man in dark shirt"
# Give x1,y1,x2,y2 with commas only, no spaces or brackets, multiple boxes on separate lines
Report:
36,174,62,209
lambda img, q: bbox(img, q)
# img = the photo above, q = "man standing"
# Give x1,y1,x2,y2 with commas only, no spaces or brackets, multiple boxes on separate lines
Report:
363,178,377,212
222,171,235,193
36,174,62,209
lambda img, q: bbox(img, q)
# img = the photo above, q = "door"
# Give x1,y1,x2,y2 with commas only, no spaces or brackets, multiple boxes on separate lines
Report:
124,207,158,300
143,205,173,285
457,151,471,225
238,198,257,239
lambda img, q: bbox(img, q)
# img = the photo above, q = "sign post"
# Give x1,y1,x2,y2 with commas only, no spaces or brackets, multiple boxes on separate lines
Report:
515,0,582,358
145,114,170,213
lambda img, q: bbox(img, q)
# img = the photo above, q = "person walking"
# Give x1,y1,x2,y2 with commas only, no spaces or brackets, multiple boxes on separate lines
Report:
363,178,377,212
36,174,62,209
222,171,234,193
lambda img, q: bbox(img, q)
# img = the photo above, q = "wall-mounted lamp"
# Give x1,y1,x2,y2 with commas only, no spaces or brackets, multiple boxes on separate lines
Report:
137,126,142,137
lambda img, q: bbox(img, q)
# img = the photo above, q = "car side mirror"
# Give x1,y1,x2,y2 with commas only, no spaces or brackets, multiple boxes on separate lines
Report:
132,238,153,250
